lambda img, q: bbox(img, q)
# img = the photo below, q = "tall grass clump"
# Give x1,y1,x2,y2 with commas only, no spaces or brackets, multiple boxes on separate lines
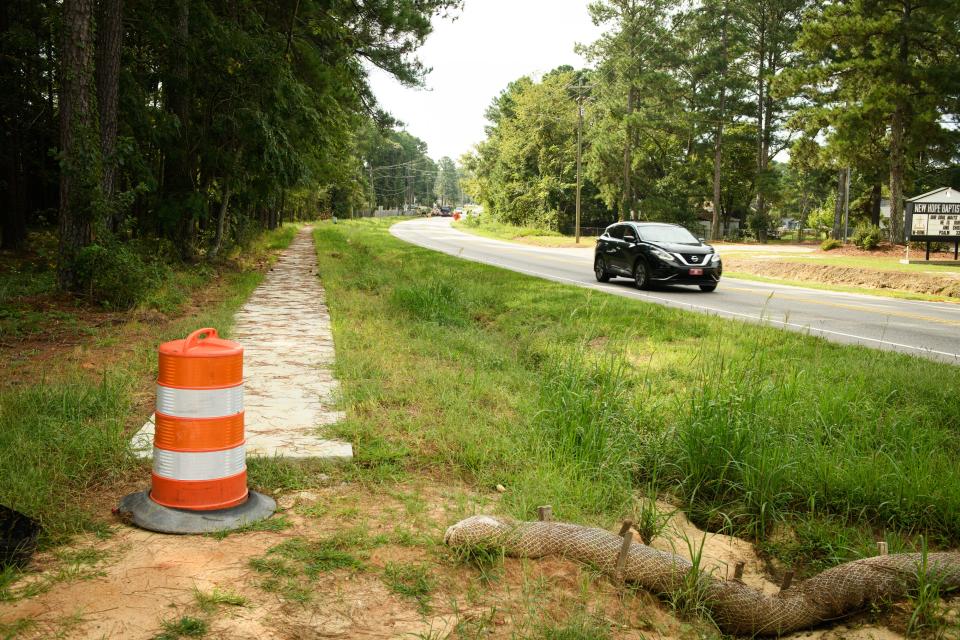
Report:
672,362,797,538
670,351,960,542
502,349,649,520
392,278,468,326
0,373,135,542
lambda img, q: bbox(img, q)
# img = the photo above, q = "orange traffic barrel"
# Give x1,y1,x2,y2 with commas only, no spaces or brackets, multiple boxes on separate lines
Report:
150,328,247,510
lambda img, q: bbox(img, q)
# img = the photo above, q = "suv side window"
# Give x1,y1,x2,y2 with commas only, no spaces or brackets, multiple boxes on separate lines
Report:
608,225,625,240
622,226,638,242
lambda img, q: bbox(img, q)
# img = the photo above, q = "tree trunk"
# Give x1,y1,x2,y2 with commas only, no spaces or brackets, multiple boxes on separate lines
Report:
711,1,730,242
888,1,910,244
889,105,906,243
833,169,846,240
868,183,881,227
753,10,767,244
285,0,301,57
96,0,123,227
210,185,231,259
57,0,99,290
621,85,636,222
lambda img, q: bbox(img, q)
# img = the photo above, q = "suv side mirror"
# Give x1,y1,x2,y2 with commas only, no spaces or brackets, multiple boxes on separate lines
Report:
623,234,636,243
698,237,705,243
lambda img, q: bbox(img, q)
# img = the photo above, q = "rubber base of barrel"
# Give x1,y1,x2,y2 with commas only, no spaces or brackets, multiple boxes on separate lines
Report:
118,489,276,535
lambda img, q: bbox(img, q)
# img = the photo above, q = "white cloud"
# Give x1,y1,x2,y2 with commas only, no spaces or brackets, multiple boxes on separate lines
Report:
367,0,604,162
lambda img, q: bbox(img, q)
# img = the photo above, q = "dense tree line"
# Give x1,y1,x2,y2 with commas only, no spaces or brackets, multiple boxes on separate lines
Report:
465,0,959,241
1,0,459,293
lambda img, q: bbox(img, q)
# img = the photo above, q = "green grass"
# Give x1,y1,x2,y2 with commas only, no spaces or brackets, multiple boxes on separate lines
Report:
537,614,612,639
207,514,291,540
0,373,135,543
153,616,207,640
382,562,435,613
453,216,595,248
248,530,374,602
193,587,248,614
0,617,36,639
0,225,300,545
314,219,960,559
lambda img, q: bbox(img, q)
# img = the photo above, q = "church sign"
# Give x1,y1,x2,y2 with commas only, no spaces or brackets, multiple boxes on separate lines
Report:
906,187,960,242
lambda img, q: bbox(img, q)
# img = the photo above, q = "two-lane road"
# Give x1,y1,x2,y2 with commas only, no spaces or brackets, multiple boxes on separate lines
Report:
392,217,960,363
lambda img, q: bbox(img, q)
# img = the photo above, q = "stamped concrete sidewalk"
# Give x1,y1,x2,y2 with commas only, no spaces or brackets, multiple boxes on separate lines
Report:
132,227,353,460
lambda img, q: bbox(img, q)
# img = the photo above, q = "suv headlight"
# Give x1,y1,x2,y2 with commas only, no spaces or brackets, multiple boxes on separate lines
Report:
650,248,677,264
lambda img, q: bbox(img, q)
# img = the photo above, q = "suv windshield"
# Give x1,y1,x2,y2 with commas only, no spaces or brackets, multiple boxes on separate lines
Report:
638,225,699,244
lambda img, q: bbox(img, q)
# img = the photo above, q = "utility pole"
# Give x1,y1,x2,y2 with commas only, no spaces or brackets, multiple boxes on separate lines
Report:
576,87,584,243
574,78,593,243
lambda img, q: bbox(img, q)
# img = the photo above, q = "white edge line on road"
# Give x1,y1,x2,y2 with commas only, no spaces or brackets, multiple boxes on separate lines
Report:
391,224,960,362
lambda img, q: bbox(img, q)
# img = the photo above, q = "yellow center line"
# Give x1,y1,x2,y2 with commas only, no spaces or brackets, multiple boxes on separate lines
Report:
722,286,960,327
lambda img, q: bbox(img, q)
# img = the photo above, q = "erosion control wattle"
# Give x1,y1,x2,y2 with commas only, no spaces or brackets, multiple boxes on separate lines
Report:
445,515,960,636
119,328,275,534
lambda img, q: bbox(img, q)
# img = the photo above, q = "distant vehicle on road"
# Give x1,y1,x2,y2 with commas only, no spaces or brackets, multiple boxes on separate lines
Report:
594,222,722,292
438,206,453,217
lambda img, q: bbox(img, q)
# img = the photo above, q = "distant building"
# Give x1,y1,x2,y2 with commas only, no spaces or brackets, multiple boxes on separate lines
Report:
697,202,740,239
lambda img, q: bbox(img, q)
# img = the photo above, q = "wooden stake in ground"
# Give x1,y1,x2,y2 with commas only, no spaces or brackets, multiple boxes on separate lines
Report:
780,570,794,592
537,505,552,522
615,520,633,581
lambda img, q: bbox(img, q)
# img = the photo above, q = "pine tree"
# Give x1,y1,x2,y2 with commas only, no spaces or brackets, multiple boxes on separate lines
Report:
787,0,960,243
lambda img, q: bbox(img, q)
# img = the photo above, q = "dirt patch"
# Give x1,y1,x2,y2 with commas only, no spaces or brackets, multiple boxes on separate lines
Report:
726,259,960,299
820,242,956,260
647,500,777,595
0,482,683,640
3,484,937,639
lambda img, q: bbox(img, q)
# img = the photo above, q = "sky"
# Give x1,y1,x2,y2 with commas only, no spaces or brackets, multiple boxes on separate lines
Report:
366,0,606,163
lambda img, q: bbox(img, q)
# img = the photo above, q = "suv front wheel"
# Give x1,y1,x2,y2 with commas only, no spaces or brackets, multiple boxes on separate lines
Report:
633,260,651,290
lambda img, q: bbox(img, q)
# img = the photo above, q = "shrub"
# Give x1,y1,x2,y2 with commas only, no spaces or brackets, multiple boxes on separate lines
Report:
851,224,882,250
820,238,842,251
73,242,162,309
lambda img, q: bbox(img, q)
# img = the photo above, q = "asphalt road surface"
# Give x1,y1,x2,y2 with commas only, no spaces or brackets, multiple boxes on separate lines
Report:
392,217,960,364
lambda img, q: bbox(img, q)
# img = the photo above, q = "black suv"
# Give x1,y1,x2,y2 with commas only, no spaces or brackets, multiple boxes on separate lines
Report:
594,222,721,291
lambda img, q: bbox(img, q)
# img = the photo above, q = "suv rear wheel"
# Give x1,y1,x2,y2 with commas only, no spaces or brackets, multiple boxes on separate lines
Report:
699,284,717,292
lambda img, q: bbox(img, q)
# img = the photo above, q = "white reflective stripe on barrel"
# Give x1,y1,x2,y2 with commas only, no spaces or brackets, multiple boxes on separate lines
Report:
152,444,246,481
155,384,243,418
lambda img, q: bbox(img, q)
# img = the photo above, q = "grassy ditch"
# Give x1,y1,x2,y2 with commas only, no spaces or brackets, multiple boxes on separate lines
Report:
453,215,596,248
315,219,960,573
0,225,299,546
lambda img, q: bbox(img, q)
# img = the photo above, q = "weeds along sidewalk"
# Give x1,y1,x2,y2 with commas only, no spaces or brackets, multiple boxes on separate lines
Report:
130,227,352,461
